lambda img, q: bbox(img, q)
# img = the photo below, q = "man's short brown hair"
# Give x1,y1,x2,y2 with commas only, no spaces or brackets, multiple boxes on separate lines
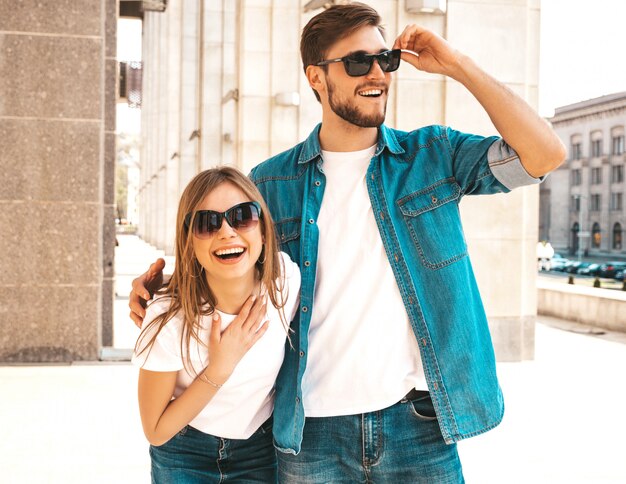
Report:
300,2,385,102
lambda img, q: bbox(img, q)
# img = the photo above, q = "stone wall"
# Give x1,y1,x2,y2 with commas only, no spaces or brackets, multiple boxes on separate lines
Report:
538,279,626,333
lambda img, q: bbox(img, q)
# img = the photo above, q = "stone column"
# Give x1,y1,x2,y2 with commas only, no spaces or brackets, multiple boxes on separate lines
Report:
445,0,541,361
0,0,116,362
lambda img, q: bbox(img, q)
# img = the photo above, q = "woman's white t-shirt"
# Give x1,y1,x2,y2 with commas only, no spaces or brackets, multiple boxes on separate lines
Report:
132,251,300,439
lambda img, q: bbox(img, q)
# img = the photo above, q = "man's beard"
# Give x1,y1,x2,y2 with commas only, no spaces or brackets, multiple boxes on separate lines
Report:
327,77,387,128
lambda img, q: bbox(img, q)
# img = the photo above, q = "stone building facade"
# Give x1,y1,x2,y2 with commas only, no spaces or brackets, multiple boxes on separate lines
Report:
138,0,544,361
541,92,626,257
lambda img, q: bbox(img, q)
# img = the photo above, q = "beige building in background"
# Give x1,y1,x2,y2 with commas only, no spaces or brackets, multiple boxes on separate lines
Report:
138,0,543,361
541,92,626,257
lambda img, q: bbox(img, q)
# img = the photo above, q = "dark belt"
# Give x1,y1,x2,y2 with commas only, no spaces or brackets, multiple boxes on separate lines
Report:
400,388,430,403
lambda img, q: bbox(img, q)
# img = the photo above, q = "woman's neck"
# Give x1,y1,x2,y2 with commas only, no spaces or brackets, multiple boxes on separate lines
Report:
206,274,260,315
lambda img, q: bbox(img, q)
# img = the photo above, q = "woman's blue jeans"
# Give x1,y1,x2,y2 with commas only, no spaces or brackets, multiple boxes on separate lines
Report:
278,393,464,483
149,417,276,483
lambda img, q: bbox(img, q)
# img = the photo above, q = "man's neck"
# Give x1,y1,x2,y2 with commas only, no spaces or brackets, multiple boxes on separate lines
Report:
205,273,259,315
318,116,379,152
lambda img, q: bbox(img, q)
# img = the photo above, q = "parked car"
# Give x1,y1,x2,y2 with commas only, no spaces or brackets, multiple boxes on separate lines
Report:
577,263,601,276
565,261,586,273
561,261,580,273
598,262,626,278
614,270,625,281
550,258,570,271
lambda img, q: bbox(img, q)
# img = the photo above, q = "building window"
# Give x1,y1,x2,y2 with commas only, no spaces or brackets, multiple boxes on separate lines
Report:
611,193,623,210
591,194,601,211
612,135,624,155
571,222,579,254
591,139,603,158
614,223,623,250
611,165,624,183
571,169,582,186
571,196,581,212
591,167,602,184
571,142,582,160
592,223,601,248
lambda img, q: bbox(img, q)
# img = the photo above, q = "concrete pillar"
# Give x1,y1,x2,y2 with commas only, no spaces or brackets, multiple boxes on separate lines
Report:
445,0,541,361
0,0,116,361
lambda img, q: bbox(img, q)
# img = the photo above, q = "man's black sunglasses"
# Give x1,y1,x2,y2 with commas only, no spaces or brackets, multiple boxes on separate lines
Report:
315,49,402,77
184,201,262,239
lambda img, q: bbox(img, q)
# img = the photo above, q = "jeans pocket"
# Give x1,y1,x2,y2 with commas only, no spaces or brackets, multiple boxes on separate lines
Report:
407,395,438,422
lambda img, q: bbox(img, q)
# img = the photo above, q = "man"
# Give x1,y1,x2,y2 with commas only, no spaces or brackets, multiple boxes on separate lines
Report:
130,3,565,482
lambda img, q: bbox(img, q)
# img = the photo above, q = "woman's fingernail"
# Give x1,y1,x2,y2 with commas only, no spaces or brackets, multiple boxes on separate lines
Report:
213,313,219,321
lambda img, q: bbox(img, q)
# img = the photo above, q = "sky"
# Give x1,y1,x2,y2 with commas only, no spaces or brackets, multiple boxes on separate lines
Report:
116,3,626,127
539,0,626,117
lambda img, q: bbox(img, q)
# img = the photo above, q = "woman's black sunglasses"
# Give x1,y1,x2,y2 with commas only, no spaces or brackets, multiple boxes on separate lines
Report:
184,201,262,239
315,49,402,77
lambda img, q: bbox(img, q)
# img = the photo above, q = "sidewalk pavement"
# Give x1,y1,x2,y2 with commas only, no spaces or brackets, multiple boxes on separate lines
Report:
2,235,625,483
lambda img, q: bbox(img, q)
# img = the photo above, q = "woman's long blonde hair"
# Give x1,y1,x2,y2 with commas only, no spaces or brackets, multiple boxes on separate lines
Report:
134,166,288,375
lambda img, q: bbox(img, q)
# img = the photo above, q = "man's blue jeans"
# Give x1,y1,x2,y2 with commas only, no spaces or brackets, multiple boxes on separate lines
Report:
149,417,276,483
278,393,464,483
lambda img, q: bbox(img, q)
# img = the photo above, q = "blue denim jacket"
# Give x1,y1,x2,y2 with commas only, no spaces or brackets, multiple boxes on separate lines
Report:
249,123,540,453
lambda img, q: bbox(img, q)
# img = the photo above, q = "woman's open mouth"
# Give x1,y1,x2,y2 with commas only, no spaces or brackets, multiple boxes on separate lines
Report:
213,247,246,264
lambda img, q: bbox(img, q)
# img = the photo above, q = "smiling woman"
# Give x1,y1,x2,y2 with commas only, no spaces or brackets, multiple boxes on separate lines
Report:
131,166,301,483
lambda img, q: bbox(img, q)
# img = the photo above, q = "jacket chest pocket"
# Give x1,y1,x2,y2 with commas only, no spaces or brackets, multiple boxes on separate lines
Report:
397,179,467,269
275,218,301,264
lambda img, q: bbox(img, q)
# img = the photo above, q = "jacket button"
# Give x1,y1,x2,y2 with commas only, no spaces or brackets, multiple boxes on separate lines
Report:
379,211,385,220
314,181,321,187
295,397,300,404
308,219,314,224
304,261,311,267
433,382,439,390
431,196,438,203
302,306,308,312
421,338,427,347
394,253,399,262
299,351,304,357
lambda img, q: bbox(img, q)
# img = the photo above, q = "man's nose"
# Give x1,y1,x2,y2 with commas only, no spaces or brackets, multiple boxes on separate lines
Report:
366,58,386,79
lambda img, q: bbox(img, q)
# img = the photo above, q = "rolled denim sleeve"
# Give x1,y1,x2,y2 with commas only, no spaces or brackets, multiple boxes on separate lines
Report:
445,127,542,196
487,138,543,190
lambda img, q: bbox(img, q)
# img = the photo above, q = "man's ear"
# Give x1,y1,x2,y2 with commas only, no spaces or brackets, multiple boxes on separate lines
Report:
305,65,325,98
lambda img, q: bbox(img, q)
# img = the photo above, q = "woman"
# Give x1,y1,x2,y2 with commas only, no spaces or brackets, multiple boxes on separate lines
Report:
132,166,300,483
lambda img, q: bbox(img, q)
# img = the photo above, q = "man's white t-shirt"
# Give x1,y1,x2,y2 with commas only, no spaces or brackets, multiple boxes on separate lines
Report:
302,145,427,417
132,251,300,439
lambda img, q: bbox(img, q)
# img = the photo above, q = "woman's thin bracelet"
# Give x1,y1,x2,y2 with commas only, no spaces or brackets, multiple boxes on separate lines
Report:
199,372,223,388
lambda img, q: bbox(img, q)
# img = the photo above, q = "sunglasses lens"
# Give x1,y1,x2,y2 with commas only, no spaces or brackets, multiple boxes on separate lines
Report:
228,203,260,231
380,50,401,72
193,211,221,238
345,54,372,77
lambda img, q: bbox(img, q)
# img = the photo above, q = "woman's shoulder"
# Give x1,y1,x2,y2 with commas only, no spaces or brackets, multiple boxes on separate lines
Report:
277,251,300,282
143,295,183,331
